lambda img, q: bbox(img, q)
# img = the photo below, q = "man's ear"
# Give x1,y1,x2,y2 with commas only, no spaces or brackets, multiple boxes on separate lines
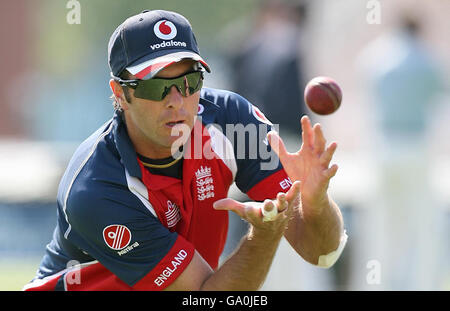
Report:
109,79,129,110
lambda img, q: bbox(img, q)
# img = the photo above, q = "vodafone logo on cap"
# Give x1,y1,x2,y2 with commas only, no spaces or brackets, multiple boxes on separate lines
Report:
154,20,177,40
103,224,132,250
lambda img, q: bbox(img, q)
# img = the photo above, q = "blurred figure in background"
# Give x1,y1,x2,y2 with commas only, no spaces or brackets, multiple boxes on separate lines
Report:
220,0,311,273
228,0,309,138
366,16,442,140
357,13,444,290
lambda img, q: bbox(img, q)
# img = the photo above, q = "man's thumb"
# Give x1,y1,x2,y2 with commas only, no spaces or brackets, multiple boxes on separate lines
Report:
213,198,246,217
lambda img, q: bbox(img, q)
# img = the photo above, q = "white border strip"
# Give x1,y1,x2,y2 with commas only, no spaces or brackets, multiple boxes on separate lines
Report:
206,125,238,181
125,168,157,218
126,51,204,75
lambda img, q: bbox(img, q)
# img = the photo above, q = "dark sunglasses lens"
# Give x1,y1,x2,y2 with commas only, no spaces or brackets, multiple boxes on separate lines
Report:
133,80,165,101
185,72,203,95
133,71,203,101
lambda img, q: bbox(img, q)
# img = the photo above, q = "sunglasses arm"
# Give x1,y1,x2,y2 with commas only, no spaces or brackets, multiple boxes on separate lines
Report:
111,74,140,89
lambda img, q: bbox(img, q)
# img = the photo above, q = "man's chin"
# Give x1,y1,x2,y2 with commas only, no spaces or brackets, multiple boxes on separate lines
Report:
167,139,185,159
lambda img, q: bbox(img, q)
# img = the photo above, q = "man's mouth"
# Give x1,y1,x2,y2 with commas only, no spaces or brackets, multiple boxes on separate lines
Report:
165,120,185,128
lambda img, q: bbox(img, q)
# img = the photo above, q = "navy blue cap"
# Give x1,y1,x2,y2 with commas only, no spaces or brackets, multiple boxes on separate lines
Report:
108,10,210,80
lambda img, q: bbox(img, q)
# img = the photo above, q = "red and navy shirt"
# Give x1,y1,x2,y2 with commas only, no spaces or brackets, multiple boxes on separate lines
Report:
24,88,292,291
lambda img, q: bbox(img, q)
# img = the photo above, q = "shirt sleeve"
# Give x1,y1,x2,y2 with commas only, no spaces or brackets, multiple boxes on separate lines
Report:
63,180,195,290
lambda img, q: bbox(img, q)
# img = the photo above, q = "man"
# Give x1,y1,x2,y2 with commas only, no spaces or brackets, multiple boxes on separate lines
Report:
24,9,346,291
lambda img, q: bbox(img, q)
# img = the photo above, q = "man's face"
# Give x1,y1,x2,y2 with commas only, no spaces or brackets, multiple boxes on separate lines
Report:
115,60,201,158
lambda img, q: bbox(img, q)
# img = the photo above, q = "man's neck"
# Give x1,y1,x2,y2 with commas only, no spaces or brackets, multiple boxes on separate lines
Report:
134,142,174,160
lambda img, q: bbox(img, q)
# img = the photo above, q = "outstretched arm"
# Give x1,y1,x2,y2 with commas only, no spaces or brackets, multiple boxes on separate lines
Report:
165,182,302,290
267,115,346,267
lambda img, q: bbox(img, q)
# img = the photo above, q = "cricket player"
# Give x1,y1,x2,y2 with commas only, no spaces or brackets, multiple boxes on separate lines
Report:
24,9,347,291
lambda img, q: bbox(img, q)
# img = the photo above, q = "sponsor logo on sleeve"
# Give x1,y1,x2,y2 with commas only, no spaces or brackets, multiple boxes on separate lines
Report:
103,224,132,250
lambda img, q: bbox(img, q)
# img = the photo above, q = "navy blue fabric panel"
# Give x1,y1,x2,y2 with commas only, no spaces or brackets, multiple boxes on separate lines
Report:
45,112,178,287
65,179,178,286
61,127,178,286
200,88,283,194
56,119,114,235
35,227,74,280
54,274,65,291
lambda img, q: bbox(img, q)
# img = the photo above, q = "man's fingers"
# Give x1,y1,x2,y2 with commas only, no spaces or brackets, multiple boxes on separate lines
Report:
213,198,247,217
267,130,288,159
214,186,300,224
285,180,301,203
263,199,275,213
320,142,337,167
262,199,278,222
214,198,279,222
313,123,326,155
276,192,287,212
323,164,339,180
301,115,314,149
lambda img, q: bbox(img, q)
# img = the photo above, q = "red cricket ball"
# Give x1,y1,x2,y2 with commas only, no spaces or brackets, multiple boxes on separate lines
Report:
304,76,342,115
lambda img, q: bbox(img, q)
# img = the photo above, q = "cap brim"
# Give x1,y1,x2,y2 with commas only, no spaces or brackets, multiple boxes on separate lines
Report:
126,51,210,80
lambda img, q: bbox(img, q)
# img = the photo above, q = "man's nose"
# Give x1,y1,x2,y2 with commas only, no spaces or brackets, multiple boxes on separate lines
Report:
165,85,183,109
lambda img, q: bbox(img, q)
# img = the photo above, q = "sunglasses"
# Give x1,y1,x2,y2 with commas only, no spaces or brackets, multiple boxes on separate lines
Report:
115,70,204,101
